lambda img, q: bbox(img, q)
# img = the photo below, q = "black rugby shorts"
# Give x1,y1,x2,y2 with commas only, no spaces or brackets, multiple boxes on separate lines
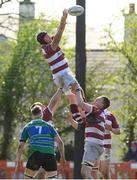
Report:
26,151,57,171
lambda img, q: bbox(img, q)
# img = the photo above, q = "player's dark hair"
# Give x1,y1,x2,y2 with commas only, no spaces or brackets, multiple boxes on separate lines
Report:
102,96,110,109
31,106,42,116
36,32,47,44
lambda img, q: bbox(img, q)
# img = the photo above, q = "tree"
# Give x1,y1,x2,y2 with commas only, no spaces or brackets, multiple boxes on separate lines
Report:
103,10,137,156
0,16,66,159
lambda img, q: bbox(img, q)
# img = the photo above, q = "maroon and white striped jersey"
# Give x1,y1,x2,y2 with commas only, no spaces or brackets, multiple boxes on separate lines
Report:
42,106,52,122
42,44,69,78
70,104,83,123
70,104,105,145
104,109,120,149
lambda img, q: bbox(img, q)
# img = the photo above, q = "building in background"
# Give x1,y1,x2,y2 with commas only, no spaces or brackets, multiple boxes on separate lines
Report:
0,0,35,41
0,1,136,163
19,0,35,21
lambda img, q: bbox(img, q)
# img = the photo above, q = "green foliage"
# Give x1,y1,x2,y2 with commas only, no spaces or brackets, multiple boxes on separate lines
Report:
0,41,15,95
0,15,75,159
86,58,120,102
85,15,137,159
102,12,137,159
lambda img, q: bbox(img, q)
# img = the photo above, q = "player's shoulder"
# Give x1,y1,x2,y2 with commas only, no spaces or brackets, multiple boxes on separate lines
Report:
23,121,32,129
43,106,52,119
104,109,114,116
39,119,53,126
46,121,54,128
104,109,117,121
43,121,55,130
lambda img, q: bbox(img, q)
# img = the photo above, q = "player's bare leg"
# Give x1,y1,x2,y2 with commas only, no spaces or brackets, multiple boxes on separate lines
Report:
71,82,86,101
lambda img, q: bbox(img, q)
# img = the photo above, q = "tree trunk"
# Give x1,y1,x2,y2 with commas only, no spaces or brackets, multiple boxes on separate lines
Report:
74,0,86,178
0,107,14,159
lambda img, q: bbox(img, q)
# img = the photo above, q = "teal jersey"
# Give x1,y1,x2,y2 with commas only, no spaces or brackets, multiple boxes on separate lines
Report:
20,119,58,156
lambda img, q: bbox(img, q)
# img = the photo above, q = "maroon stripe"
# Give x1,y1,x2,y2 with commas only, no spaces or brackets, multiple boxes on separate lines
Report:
44,49,55,59
86,124,105,132
52,63,68,74
49,55,64,66
98,116,105,122
42,46,61,59
70,104,79,113
85,132,104,140
72,115,82,123
104,144,111,148
77,119,83,123
73,114,81,119
73,118,82,123
104,134,111,139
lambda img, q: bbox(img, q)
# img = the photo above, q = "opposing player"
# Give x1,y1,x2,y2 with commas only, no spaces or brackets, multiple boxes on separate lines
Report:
99,109,120,179
36,9,82,95
15,105,65,179
30,87,63,178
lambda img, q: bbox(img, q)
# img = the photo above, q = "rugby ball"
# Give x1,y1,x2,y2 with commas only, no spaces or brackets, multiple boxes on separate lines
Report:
68,5,84,16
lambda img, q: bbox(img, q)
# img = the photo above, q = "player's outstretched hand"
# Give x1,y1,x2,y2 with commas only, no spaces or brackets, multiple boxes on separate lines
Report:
105,124,112,131
71,83,81,92
63,9,68,19
63,9,68,17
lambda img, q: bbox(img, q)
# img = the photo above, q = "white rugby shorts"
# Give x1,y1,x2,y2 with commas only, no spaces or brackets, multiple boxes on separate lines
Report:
53,69,77,94
82,141,104,162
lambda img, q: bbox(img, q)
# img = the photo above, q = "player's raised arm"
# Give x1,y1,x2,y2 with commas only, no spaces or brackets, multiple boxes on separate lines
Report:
66,112,79,130
72,84,92,113
48,88,63,114
51,9,68,50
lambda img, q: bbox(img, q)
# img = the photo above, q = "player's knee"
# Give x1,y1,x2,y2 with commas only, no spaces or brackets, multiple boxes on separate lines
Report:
47,175,58,179
24,174,33,179
81,161,99,178
81,166,88,178
46,170,57,179
81,162,93,178
101,171,110,179
81,166,92,179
